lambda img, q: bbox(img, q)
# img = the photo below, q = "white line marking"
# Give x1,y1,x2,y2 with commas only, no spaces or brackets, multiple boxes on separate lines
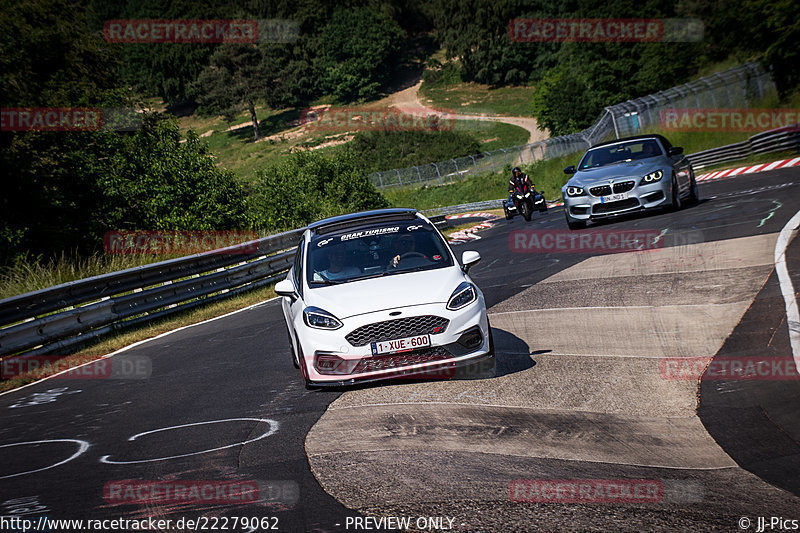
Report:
100,417,279,464
0,439,90,480
774,208,800,374
0,297,280,399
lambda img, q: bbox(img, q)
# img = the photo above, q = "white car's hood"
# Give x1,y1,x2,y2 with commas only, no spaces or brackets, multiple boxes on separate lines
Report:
305,267,467,319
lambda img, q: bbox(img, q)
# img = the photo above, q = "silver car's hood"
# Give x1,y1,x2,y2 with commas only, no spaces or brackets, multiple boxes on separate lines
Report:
566,158,667,187
305,267,466,319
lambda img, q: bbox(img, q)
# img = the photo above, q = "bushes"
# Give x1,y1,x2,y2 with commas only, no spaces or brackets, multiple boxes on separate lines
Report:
252,150,388,231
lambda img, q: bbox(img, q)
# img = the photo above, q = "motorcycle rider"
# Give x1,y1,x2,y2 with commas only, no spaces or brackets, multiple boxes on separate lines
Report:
509,167,531,196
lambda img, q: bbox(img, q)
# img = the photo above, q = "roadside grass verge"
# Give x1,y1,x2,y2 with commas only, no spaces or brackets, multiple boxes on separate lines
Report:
0,253,175,300
0,284,277,394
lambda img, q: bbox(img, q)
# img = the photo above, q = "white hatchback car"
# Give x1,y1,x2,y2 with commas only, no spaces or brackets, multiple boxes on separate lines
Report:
275,208,493,388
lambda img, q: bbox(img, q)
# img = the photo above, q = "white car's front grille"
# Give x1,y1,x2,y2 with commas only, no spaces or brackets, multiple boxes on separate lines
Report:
345,315,449,347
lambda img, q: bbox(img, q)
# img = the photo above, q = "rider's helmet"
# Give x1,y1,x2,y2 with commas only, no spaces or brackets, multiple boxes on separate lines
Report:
512,166,522,178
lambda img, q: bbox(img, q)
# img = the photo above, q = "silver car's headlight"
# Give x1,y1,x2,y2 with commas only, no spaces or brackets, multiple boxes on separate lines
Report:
640,169,664,185
566,186,585,197
447,282,477,310
303,307,343,330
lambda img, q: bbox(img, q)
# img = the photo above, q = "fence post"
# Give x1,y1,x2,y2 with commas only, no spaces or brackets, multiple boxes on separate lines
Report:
606,107,619,139
415,166,422,184
469,155,477,175
451,159,458,182
485,152,495,172
396,169,403,190
433,163,442,185
377,172,384,190
501,148,508,165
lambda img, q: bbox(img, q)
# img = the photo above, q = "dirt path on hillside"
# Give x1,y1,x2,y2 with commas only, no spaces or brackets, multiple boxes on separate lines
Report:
383,79,549,145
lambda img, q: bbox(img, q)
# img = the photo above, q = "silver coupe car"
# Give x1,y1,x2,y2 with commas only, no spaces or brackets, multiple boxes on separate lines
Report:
561,134,698,230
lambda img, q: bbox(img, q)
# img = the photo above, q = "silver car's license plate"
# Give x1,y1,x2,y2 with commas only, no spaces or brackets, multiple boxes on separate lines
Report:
600,192,628,203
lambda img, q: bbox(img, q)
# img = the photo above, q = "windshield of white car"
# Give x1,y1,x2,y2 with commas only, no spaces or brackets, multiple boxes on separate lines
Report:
306,222,453,287
578,139,663,169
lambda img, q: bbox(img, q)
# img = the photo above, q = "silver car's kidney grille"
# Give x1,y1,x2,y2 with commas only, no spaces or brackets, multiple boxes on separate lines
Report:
613,180,635,193
589,185,612,197
345,315,449,346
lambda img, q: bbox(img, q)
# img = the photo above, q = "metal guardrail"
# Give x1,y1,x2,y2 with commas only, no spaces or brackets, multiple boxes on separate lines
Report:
2,125,797,360
0,229,304,357
686,124,800,169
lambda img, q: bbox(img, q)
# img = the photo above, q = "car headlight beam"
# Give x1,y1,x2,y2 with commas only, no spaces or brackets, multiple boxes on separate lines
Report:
447,282,477,310
303,306,343,330
640,169,664,184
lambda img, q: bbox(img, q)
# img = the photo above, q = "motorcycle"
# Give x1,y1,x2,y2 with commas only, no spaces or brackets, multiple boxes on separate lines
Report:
504,181,547,221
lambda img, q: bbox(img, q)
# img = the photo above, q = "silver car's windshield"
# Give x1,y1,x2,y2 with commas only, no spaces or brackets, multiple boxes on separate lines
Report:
579,139,663,169
306,222,453,286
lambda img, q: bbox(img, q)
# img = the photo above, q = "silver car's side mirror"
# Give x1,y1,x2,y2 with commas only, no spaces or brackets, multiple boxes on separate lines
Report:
461,251,481,273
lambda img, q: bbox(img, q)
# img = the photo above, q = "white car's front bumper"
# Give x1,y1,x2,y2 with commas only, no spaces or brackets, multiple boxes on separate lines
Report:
294,297,490,385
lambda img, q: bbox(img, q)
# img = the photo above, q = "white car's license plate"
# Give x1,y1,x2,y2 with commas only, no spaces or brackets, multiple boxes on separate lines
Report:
371,334,431,355
600,192,628,203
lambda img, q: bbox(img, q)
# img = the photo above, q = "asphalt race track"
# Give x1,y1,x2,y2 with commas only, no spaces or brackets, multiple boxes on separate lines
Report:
1,167,799,532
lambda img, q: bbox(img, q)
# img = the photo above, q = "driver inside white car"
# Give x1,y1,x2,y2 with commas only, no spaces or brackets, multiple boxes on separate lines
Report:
313,245,360,281
390,233,427,268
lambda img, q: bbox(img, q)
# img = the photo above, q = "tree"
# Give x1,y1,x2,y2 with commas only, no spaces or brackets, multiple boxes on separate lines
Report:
194,44,277,141
319,7,405,101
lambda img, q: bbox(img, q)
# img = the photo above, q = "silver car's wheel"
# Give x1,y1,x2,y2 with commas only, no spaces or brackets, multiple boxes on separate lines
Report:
670,175,682,211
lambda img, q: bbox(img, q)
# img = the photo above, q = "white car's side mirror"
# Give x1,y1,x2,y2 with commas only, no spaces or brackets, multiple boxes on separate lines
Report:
275,279,297,299
461,251,481,273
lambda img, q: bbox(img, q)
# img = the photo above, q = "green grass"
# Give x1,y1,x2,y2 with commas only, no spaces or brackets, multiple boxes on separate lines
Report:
420,81,535,117
453,120,529,150
0,253,173,300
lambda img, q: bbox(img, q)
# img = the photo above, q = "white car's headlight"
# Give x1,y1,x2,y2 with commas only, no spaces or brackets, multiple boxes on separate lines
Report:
303,307,343,330
566,186,585,197
640,169,664,184
447,282,477,310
